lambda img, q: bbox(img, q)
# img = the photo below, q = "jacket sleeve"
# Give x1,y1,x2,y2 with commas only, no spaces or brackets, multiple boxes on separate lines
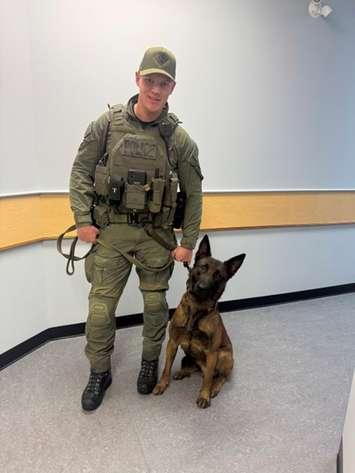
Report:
69,112,109,227
174,127,203,250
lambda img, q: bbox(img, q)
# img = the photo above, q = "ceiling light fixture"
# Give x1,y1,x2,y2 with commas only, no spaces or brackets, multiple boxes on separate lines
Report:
309,0,333,18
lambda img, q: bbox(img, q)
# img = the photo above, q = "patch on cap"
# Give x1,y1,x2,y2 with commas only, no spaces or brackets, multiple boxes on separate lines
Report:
155,52,170,66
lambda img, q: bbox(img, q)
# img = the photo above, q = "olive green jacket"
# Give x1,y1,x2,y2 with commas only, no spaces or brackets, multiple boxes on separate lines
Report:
69,95,203,250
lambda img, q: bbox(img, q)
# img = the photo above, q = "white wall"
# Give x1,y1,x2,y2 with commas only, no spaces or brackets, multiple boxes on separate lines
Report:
0,1,38,193
1,0,355,194
0,245,46,352
1,0,355,354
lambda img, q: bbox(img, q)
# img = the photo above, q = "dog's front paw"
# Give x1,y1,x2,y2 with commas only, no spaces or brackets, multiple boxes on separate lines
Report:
196,394,211,409
153,380,169,395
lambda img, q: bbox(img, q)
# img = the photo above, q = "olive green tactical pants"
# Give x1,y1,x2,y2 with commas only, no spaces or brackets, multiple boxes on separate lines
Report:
84,224,174,372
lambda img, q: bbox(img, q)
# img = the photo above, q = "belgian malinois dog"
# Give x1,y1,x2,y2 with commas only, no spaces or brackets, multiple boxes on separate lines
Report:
153,235,246,408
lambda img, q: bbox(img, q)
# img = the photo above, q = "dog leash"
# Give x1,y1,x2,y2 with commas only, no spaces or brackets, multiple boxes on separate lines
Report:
57,225,93,275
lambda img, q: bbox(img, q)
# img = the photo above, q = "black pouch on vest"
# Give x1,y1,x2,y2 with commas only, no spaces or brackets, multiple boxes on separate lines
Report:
165,177,178,225
173,191,186,229
163,176,178,208
127,169,146,185
108,176,124,203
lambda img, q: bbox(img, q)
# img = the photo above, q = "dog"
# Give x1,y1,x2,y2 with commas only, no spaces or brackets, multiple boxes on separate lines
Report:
153,235,246,408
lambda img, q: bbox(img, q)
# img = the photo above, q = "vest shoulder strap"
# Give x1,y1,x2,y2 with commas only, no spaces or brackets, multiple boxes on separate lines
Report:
110,103,126,128
111,103,125,114
168,112,181,127
159,112,181,140
99,105,113,159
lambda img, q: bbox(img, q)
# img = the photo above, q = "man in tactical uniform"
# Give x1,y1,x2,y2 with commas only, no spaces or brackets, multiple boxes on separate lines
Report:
69,46,203,411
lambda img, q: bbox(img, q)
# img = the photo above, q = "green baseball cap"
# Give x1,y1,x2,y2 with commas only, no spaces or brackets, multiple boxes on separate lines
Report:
138,46,176,81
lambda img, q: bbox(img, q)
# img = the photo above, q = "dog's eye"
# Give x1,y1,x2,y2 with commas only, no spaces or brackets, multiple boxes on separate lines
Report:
199,265,208,272
214,271,222,280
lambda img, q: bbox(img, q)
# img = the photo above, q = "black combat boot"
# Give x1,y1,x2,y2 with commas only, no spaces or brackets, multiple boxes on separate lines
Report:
81,370,112,411
137,359,158,394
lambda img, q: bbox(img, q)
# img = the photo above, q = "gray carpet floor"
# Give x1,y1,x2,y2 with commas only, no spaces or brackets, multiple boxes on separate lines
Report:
1,293,355,473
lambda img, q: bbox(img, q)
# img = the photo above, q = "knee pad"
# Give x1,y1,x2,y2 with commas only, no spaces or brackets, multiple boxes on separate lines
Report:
142,291,168,314
88,296,116,328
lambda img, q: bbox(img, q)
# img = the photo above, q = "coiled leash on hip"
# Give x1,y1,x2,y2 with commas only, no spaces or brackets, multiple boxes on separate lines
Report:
57,225,174,276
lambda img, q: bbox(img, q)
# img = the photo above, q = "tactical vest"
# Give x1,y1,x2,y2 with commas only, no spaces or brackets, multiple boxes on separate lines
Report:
94,104,180,227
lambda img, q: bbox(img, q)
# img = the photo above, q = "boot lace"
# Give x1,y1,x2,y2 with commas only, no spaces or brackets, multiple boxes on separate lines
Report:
86,372,106,395
140,360,157,379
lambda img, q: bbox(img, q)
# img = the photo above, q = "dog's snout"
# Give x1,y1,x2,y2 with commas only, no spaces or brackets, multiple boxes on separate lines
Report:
196,281,209,291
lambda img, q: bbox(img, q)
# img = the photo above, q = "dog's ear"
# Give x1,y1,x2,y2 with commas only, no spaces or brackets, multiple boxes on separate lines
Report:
224,253,246,279
195,235,211,261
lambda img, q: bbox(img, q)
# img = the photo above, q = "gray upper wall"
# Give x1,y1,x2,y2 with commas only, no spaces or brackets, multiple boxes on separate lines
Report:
1,0,355,194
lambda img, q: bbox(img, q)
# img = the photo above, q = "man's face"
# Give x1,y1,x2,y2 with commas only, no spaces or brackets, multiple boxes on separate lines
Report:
135,72,175,117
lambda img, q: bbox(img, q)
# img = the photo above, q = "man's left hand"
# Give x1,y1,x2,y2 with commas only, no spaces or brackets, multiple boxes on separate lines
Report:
171,246,193,263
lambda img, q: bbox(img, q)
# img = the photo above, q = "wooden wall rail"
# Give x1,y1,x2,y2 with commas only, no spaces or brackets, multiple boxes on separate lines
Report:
1,191,355,251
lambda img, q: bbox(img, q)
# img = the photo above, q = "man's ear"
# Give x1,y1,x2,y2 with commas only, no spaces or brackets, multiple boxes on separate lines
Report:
135,72,140,86
195,235,211,262
169,81,176,95
224,253,246,279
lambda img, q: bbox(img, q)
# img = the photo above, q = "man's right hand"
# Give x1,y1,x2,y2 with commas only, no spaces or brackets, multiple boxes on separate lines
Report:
77,225,100,243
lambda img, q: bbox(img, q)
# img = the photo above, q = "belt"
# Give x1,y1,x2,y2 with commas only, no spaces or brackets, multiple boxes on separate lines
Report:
109,212,176,252
109,211,152,226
